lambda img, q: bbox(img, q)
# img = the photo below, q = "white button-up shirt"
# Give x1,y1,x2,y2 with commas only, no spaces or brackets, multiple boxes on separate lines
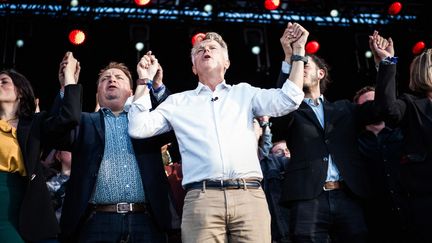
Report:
127,80,304,185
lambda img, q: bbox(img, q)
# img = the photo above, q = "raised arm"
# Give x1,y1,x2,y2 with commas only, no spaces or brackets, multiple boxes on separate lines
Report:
44,52,82,147
286,22,308,90
135,51,159,102
276,23,294,88
369,31,406,126
276,22,308,89
128,51,172,139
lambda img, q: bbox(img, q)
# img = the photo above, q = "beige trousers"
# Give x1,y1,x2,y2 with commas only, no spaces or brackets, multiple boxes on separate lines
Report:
181,187,271,243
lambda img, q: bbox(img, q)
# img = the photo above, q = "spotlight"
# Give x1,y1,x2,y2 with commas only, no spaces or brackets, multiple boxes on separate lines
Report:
70,0,78,7
264,0,280,11
134,0,151,7
16,39,24,48
68,29,86,46
412,41,425,55
191,32,206,46
135,42,144,52
330,9,339,17
251,46,261,55
305,41,320,54
364,50,372,59
388,2,402,15
204,4,212,13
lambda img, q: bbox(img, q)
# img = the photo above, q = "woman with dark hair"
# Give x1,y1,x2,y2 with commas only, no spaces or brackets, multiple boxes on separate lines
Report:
0,52,82,242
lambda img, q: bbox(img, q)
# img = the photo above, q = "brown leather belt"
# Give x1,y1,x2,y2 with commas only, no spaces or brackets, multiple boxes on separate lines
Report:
184,179,261,191
323,181,344,191
90,203,147,214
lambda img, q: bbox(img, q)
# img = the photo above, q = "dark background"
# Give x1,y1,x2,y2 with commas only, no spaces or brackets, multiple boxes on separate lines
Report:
1,0,430,112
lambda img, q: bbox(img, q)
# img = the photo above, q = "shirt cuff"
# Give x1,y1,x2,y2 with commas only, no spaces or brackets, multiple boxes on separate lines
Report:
153,84,165,93
281,61,292,74
152,85,166,102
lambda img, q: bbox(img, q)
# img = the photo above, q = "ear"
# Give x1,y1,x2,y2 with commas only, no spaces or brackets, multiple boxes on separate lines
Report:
317,68,325,80
54,151,61,161
129,89,133,97
192,65,197,75
224,59,230,71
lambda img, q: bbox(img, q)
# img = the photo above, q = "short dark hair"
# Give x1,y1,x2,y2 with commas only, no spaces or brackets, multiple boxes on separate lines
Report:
0,69,36,118
307,54,331,93
353,86,375,104
97,62,133,89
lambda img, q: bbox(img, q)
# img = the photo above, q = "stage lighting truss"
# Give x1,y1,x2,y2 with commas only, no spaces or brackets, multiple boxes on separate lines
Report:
0,2,418,27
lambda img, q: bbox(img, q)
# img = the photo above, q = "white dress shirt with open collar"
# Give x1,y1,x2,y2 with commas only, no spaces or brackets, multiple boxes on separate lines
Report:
127,79,304,186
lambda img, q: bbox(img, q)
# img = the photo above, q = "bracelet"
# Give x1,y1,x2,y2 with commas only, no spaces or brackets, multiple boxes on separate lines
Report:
136,78,153,89
381,56,398,65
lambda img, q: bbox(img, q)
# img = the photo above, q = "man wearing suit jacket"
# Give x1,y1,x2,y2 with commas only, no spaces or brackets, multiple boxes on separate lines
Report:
271,30,393,242
58,52,180,242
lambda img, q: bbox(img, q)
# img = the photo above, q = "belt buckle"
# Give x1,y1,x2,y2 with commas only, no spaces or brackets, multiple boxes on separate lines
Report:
323,185,332,191
116,202,132,213
220,180,225,190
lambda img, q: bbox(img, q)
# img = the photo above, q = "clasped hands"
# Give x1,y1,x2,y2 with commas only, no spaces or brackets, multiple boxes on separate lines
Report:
137,51,163,89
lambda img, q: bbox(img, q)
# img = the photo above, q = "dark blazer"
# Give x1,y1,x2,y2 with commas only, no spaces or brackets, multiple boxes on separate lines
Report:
16,85,82,241
376,64,432,194
59,91,181,238
272,66,393,204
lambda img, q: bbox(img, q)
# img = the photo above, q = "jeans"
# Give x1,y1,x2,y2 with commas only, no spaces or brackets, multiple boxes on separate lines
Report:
289,189,368,243
77,211,166,243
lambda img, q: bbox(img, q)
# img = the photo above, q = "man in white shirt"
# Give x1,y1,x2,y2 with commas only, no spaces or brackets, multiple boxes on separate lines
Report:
127,22,308,243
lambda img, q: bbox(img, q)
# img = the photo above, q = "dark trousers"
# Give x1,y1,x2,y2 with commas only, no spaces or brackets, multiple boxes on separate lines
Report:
289,189,368,243
77,211,167,243
365,194,409,243
406,195,432,243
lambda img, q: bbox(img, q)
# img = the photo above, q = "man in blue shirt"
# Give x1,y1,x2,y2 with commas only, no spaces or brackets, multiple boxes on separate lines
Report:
58,53,180,242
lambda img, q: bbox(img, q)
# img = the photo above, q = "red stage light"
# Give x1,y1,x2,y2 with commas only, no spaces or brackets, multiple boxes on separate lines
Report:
134,0,151,6
388,2,402,15
264,0,280,11
305,41,320,54
412,41,426,55
191,32,206,46
68,29,86,45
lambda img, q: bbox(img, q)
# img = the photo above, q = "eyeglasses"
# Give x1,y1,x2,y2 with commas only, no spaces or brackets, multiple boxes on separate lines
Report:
273,148,289,157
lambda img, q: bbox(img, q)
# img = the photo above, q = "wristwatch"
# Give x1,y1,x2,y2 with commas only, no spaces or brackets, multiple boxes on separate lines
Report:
259,121,272,128
291,55,308,64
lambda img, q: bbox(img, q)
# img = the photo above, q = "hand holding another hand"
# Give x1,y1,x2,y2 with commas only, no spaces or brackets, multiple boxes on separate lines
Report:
62,52,80,86
369,30,394,65
137,51,159,81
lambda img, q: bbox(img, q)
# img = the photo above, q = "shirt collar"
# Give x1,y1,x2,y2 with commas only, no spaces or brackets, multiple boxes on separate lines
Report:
304,95,325,106
194,80,230,95
100,107,127,117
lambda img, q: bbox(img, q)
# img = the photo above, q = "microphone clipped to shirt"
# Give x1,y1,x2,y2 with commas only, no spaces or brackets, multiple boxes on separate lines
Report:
211,97,219,102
